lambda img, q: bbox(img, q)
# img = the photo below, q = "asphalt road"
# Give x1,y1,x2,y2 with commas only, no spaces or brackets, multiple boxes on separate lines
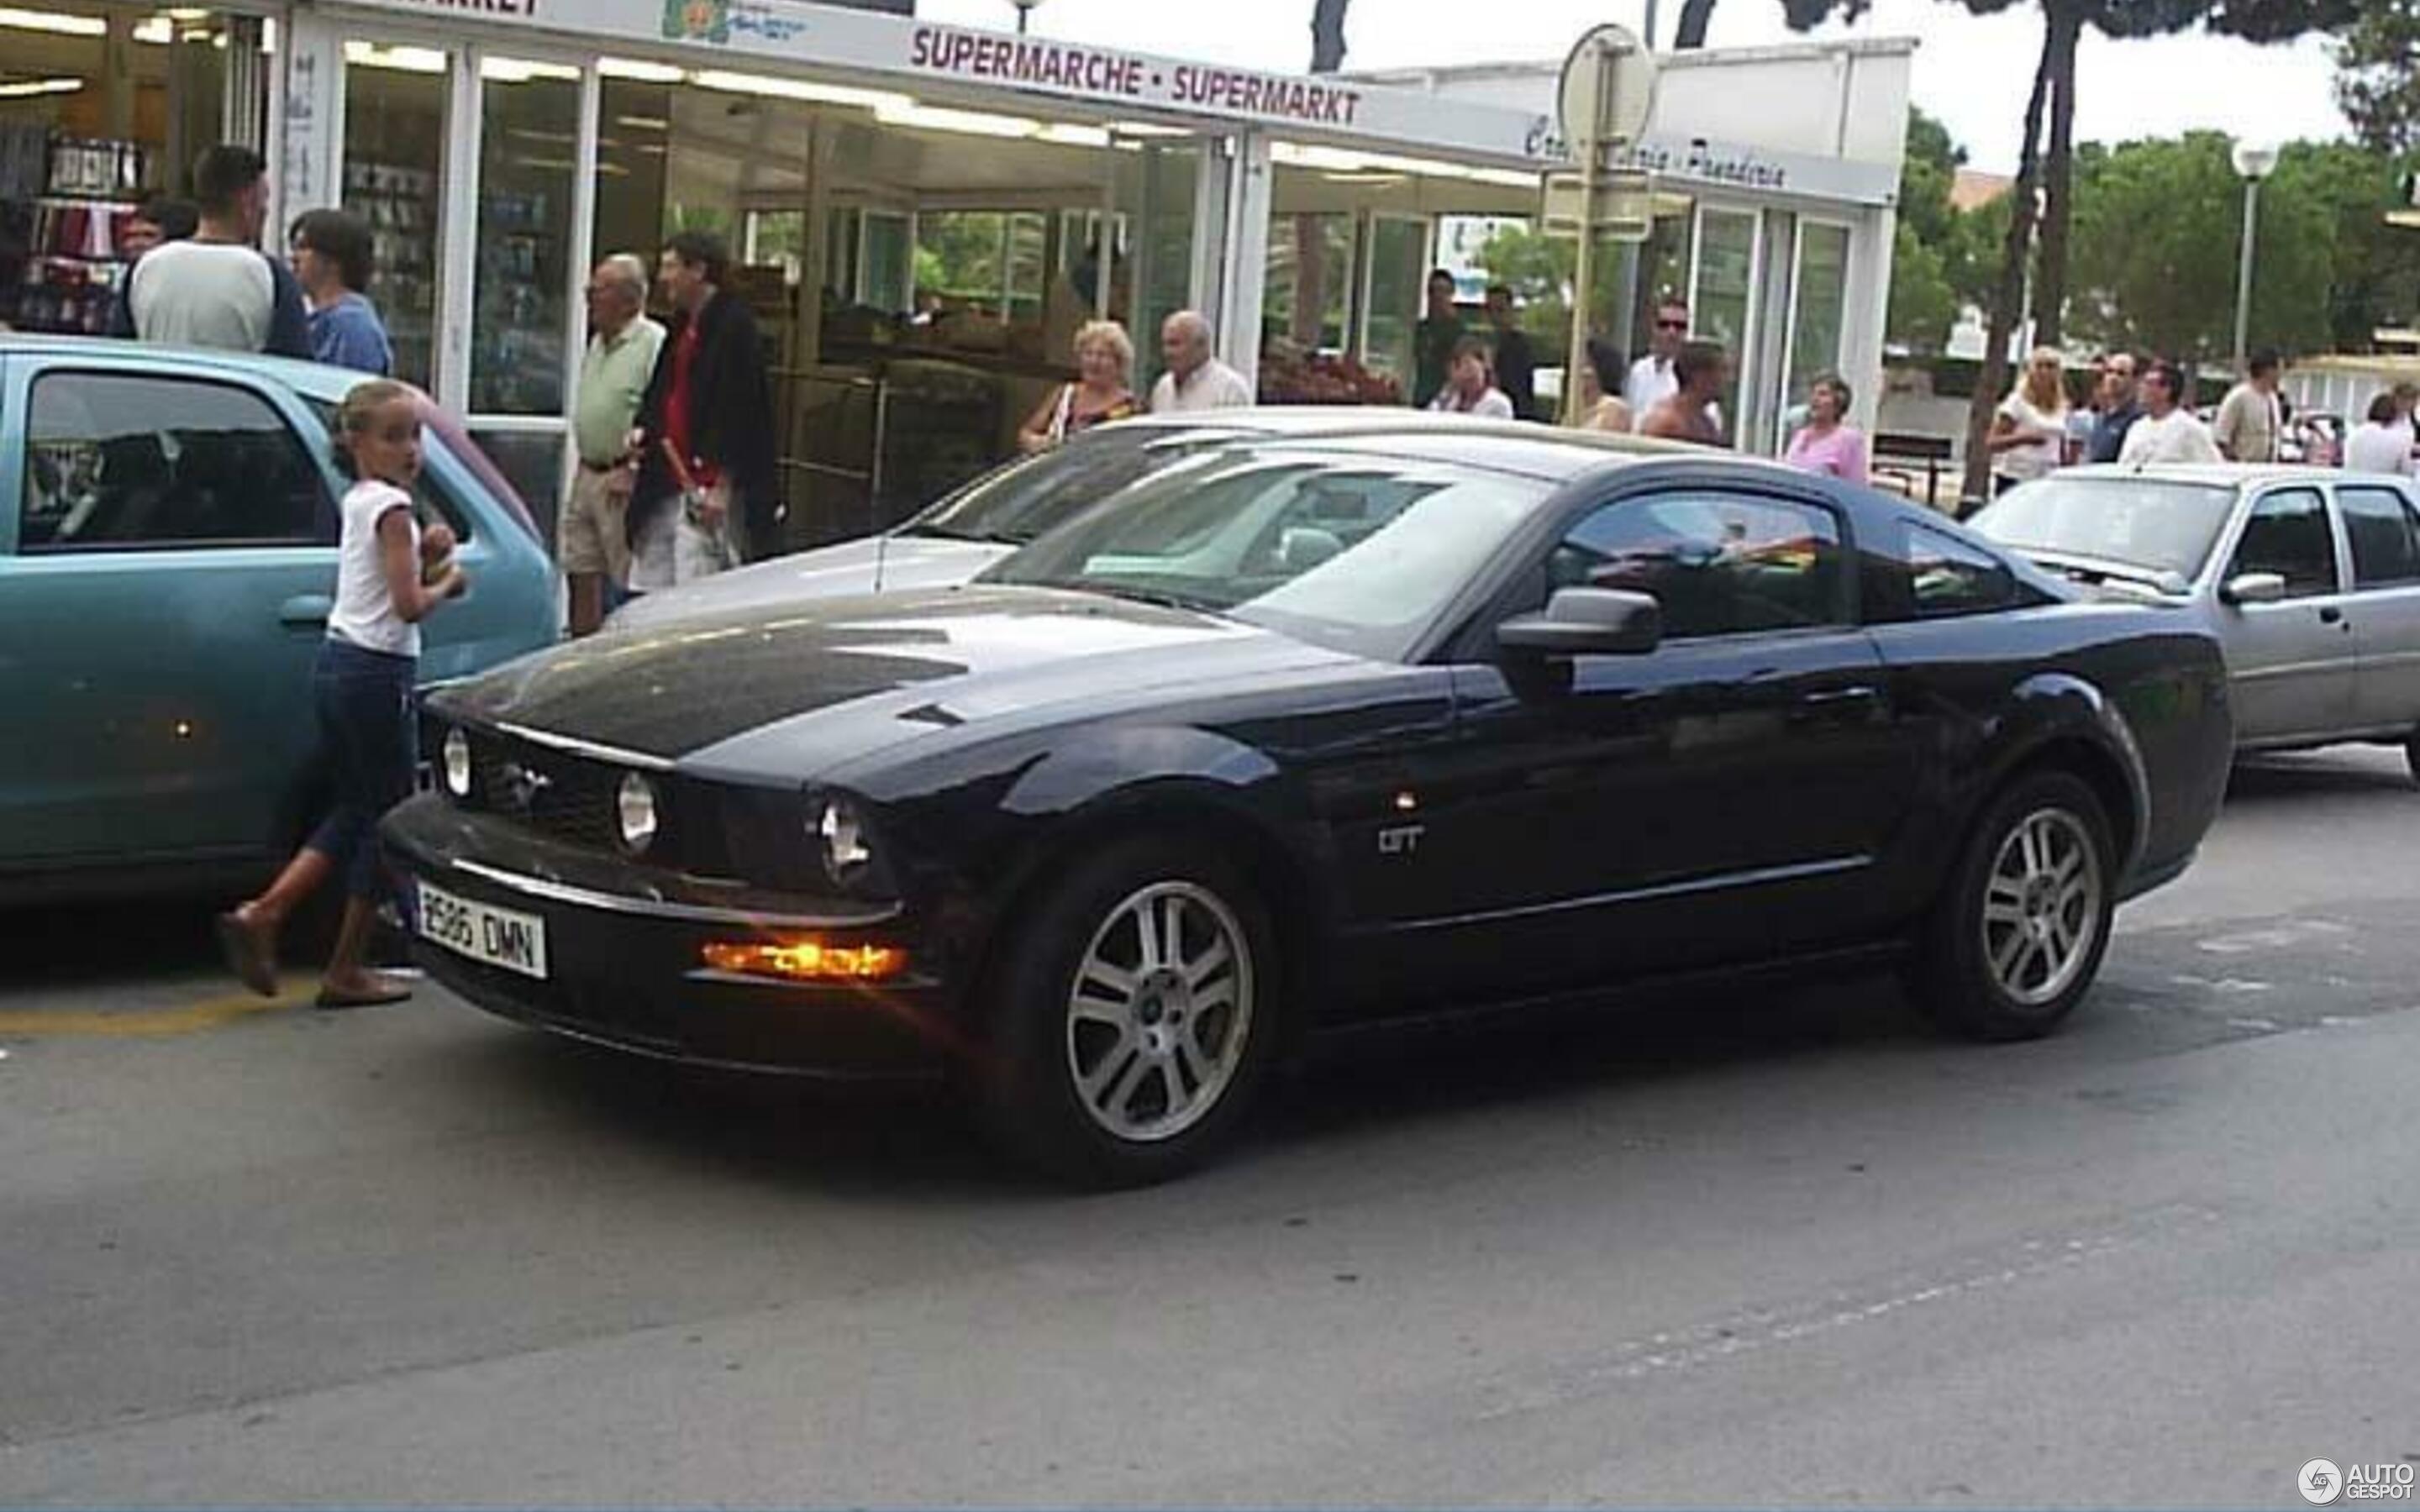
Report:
3,748,2417,1508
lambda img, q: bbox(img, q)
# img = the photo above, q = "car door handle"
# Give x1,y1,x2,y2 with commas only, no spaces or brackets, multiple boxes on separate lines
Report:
278,593,334,627
1792,685,1881,722
2318,605,2344,626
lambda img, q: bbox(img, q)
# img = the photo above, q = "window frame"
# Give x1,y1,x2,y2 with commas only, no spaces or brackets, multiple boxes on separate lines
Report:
18,367,338,556
2223,485,2342,601
2336,482,2420,591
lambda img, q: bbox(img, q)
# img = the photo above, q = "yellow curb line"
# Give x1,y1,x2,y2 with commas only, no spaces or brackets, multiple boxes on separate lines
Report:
0,984,311,1039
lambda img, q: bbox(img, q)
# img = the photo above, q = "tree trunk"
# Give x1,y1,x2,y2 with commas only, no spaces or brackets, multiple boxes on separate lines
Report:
2030,1,2081,350
1309,0,1349,73
1960,13,2055,509
1674,0,1718,48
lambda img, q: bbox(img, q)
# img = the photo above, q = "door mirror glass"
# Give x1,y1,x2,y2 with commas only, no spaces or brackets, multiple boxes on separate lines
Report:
1497,587,1662,658
2221,570,2289,606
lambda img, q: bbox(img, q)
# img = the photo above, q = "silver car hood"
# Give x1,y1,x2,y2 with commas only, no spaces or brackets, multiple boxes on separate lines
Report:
602,534,1012,632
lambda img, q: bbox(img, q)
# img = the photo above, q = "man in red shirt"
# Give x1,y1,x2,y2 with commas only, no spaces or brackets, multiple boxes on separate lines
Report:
625,230,779,589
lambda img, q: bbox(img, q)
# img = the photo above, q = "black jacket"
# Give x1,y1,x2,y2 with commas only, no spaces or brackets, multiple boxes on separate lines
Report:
629,290,779,545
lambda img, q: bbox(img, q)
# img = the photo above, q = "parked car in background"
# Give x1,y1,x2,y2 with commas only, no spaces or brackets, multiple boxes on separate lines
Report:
603,410,1686,633
1971,464,2420,781
389,423,2232,1184
0,337,558,902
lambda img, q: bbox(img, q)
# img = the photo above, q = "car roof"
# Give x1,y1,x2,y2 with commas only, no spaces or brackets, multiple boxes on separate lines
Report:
2049,462,2351,489
0,333,382,401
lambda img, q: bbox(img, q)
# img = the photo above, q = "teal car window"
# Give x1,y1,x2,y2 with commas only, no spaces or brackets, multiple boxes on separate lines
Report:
24,372,331,552
1553,492,1846,639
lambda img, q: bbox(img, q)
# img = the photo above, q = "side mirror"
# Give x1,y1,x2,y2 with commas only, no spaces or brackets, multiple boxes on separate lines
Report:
2219,570,2288,606
1497,587,1662,659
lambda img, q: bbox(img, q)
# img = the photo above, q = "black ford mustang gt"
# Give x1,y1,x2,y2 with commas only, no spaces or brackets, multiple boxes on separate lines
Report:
385,417,2233,1184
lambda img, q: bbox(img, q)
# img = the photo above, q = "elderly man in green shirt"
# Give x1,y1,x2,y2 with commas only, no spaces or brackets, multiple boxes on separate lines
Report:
562,253,667,636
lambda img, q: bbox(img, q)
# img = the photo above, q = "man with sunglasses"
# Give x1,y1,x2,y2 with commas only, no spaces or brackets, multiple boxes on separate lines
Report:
1623,297,1696,421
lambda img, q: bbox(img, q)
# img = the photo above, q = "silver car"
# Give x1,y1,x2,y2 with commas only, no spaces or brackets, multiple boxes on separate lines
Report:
1972,465,2420,780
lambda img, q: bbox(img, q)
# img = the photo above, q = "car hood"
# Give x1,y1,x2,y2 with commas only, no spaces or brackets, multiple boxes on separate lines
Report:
602,535,1010,632
435,585,1351,770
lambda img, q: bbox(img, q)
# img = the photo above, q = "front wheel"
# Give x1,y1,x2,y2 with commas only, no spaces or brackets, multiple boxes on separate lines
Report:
976,836,1280,1187
1916,770,2116,1042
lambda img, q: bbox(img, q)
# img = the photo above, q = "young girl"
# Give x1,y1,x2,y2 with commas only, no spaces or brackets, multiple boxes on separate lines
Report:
218,380,466,1008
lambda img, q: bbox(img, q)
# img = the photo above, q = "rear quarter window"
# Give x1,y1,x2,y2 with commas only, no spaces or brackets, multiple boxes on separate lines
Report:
1863,517,2041,623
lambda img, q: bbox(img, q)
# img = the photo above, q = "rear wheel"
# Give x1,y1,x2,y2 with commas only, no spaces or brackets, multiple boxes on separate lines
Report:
976,836,1278,1187
1917,770,2116,1042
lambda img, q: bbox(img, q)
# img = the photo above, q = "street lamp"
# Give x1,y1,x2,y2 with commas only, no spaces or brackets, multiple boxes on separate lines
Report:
2232,139,2280,372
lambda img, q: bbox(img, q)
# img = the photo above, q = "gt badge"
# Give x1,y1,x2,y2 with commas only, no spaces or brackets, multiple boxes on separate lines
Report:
1377,824,1425,857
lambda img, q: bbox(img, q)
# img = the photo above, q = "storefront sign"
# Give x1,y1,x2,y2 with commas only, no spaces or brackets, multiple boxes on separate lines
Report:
1613,134,1897,205
318,0,1544,162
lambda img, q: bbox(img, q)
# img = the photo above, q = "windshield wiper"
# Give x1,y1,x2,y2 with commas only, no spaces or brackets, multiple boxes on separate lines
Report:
1063,579,1226,614
2015,547,2191,596
896,522,1024,545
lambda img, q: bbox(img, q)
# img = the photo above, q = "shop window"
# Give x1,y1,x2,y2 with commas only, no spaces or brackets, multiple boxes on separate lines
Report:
1785,222,1852,439
471,59,580,417
1263,213,1350,355
1361,218,1428,385
23,372,329,552
594,78,671,273
860,212,913,315
914,211,1048,325
745,209,806,286
344,46,450,391
1691,208,1756,447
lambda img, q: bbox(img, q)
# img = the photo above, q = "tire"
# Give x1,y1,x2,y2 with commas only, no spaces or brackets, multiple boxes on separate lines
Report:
975,835,1281,1187
2405,728,2420,789
1916,769,2117,1042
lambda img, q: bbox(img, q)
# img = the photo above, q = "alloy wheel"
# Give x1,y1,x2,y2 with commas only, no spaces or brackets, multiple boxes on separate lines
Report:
1064,880,1255,1144
1980,807,2103,1009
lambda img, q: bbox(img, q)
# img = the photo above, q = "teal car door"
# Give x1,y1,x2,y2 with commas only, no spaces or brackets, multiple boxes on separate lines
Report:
0,356,341,869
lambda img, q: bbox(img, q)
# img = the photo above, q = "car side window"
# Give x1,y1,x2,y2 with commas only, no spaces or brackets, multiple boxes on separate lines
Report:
1550,491,1845,639
22,372,330,553
2338,485,2420,589
1905,521,2020,617
2228,487,2338,597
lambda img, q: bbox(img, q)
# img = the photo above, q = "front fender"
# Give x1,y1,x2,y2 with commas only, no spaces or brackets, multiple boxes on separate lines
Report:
1986,671,2154,879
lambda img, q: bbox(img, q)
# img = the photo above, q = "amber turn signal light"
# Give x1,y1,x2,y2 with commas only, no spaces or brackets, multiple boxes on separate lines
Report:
700,939,907,982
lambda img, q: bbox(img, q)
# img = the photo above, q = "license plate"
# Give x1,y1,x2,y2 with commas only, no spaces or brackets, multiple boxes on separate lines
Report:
416,880,549,980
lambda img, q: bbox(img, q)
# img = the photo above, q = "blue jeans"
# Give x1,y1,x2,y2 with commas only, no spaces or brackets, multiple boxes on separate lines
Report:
307,637,417,900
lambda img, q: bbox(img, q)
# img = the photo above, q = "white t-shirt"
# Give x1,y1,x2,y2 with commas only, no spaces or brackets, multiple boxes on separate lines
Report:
1150,358,1255,414
129,239,274,352
2344,422,2417,476
1623,354,1678,417
330,479,421,659
1429,386,1515,420
2118,409,2223,467
1994,391,2069,481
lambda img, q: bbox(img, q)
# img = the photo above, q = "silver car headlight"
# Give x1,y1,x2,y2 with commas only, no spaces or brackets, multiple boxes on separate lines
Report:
816,797,872,883
616,772,659,854
441,727,473,799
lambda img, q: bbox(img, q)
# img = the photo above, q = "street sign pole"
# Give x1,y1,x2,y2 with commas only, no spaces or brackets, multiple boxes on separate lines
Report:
1563,50,1606,425
1549,25,1657,427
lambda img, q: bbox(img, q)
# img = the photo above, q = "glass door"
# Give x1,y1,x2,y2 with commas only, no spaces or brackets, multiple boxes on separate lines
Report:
1690,205,1760,448
1361,213,1428,395
341,40,453,391
1781,218,1852,447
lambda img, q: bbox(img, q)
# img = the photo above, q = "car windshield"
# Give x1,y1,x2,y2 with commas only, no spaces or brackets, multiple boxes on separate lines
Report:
905,427,1255,546
981,447,1555,660
1970,476,2239,585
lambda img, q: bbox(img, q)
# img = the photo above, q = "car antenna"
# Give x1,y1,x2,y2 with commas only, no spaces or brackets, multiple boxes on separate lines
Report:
874,526,890,594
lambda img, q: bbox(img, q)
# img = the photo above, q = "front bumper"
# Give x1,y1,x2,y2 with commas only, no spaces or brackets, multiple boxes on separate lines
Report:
381,794,960,1078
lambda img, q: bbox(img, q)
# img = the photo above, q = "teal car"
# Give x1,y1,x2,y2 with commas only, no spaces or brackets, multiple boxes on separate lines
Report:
0,337,558,901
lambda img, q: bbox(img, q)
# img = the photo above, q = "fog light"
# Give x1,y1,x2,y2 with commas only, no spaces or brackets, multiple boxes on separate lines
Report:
616,771,658,853
701,939,906,982
441,727,472,799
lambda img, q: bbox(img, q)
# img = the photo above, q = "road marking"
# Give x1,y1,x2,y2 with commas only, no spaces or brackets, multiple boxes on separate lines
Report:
2195,919,2354,955
0,985,306,1039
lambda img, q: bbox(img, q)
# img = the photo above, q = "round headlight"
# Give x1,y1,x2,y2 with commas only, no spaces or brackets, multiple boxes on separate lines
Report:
616,772,659,854
441,727,472,799
816,799,872,880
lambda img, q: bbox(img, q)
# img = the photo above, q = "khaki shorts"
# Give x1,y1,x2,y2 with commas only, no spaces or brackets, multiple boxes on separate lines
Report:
557,465,632,582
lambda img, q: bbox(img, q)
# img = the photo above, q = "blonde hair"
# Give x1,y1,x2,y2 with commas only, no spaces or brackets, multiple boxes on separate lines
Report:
2021,346,2068,414
332,378,418,479
1074,318,1134,375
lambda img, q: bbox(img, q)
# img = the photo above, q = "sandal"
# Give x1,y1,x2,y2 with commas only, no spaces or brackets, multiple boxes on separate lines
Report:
215,912,279,999
313,979,413,1011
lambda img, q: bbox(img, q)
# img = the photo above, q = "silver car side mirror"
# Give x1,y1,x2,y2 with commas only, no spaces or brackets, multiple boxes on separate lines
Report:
2220,571,2289,606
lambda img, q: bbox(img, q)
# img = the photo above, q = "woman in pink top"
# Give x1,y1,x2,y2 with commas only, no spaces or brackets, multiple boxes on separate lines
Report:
1784,372,1870,485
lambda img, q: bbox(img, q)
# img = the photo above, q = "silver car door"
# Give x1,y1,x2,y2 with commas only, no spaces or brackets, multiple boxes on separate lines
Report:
2336,480,2420,735
2213,484,2356,747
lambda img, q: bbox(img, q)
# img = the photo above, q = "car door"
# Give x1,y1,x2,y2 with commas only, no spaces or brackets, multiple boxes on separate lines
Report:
0,358,339,869
1406,482,1913,1000
2334,480,2420,736
2213,484,2357,746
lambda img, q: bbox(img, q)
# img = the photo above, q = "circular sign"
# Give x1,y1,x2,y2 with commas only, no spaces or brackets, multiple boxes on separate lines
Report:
1557,23,1658,157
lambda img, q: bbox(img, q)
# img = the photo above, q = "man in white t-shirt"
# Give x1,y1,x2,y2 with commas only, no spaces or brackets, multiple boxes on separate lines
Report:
1623,297,1691,417
2118,361,2223,466
129,144,311,358
1150,310,1254,414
